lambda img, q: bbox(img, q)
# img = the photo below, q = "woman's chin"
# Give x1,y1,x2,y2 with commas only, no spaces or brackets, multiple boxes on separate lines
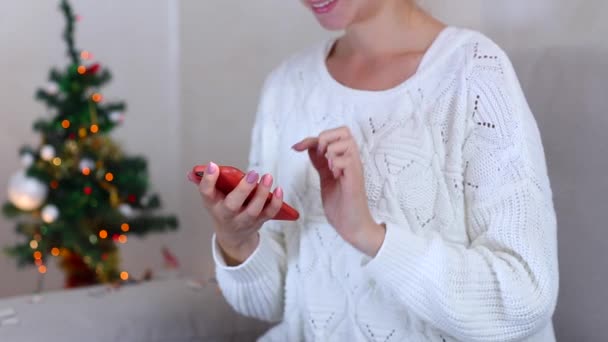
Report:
304,0,352,31
317,20,347,31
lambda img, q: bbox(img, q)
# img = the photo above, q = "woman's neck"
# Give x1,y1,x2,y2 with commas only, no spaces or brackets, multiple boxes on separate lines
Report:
334,1,445,59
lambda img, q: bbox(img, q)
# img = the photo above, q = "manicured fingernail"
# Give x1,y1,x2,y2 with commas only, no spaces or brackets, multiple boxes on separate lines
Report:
275,187,283,198
246,171,259,184
291,143,299,150
207,162,217,175
262,174,273,187
328,159,333,170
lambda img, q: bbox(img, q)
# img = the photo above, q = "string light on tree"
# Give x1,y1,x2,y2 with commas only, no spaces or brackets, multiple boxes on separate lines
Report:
105,172,114,182
121,223,130,232
91,93,103,103
51,248,60,257
50,180,59,189
61,120,71,129
80,50,92,60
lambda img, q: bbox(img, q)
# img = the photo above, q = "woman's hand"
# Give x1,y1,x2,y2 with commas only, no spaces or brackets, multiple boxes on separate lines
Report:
187,162,284,266
292,126,386,256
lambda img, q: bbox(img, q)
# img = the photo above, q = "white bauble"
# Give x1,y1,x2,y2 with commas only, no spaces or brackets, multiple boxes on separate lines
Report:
79,158,95,171
118,204,134,218
40,145,56,161
41,204,59,223
21,153,35,167
7,171,48,211
45,83,59,95
109,111,124,124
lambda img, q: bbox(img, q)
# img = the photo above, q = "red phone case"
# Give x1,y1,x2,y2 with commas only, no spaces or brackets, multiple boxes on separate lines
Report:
193,165,300,221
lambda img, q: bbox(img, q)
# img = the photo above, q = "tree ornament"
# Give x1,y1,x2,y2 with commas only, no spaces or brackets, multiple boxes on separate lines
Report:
20,153,35,167
7,171,48,211
40,145,56,161
45,82,59,95
109,111,124,124
140,194,151,206
65,140,78,154
86,63,100,74
79,158,95,172
118,204,134,218
41,204,59,223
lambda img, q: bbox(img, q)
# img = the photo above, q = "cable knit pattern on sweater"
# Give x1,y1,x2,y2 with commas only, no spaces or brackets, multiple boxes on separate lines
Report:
212,27,558,342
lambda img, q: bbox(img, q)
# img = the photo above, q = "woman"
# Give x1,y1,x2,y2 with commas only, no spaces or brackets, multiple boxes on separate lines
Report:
188,0,558,340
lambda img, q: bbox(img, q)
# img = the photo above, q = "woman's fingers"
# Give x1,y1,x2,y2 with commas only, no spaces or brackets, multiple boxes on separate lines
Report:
196,162,223,205
220,170,260,216
260,187,284,222
318,126,351,155
292,137,319,151
293,125,352,154
293,127,357,181
326,138,353,159
328,154,350,178
237,174,274,223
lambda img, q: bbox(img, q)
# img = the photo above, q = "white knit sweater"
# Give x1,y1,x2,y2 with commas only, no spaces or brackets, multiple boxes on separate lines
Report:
212,27,559,342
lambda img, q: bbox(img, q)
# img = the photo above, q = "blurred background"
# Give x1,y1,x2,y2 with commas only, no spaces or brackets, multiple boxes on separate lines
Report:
0,1,605,341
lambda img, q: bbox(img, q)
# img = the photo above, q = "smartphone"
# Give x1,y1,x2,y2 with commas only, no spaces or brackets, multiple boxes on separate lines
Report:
193,165,300,221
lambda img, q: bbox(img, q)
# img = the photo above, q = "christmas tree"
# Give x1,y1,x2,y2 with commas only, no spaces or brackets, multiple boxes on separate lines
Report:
2,0,178,288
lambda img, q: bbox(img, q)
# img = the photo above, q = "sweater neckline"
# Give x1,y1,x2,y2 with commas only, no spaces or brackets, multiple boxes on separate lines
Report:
317,26,457,99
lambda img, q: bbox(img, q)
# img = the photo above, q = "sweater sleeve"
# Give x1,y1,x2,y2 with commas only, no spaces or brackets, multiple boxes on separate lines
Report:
212,68,288,323
362,40,559,341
